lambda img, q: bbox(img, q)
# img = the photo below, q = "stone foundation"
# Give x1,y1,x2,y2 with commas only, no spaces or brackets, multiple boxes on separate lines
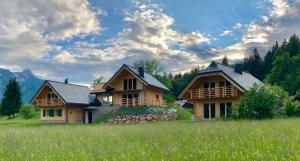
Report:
106,113,178,124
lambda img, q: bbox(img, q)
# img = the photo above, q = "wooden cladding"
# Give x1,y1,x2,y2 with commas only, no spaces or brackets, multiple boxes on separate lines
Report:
190,86,239,100
35,98,64,107
121,98,165,106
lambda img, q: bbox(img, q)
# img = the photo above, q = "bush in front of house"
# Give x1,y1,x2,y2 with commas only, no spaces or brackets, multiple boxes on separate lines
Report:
284,99,300,117
115,106,176,116
237,84,279,119
174,106,193,120
19,104,36,119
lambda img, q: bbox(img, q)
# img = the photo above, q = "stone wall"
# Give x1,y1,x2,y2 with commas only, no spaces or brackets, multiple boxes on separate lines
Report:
106,112,178,124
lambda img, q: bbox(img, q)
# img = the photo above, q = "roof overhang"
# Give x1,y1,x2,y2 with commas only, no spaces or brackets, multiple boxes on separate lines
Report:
178,72,245,99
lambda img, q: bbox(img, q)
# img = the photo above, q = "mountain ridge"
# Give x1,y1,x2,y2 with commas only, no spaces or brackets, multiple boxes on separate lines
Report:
0,68,43,103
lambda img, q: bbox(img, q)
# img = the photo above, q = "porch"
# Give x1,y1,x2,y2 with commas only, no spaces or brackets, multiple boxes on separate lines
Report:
189,86,239,100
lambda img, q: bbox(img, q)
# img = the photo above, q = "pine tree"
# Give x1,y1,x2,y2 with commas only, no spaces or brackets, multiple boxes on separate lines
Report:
0,78,22,118
287,34,300,57
221,55,229,66
243,48,263,80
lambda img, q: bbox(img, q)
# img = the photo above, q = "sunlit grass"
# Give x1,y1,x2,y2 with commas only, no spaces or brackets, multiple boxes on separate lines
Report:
1,118,300,160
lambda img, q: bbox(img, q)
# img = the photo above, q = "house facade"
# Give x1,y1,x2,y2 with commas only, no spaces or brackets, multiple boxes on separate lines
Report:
31,80,100,124
178,61,261,119
31,65,168,124
92,64,169,107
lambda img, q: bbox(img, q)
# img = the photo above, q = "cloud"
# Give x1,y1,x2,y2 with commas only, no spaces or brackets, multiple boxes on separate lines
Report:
220,30,233,36
0,0,102,82
233,23,243,29
218,0,300,61
94,3,213,73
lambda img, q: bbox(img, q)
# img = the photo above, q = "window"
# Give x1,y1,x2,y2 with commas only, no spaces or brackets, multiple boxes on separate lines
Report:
56,109,62,117
226,81,231,86
133,78,137,89
123,79,128,90
124,78,137,90
203,103,216,119
129,79,132,89
103,95,113,105
219,81,225,87
210,103,215,118
49,109,55,117
204,103,210,119
220,103,226,118
156,94,159,100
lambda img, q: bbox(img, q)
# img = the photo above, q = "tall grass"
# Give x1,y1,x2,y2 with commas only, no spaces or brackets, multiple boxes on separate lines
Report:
1,118,300,160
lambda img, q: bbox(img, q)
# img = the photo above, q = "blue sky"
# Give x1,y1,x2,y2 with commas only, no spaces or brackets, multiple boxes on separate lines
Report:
0,0,299,85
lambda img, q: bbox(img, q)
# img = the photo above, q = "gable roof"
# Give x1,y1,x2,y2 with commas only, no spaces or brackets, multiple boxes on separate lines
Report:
104,64,169,90
32,80,97,105
198,61,262,91
178,61,262,98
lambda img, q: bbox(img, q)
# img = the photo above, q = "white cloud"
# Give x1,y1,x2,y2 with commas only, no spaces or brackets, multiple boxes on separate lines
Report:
218,0,300,61
233,23,243,29
220,30,233,36
0,0,102,81
86,3,213,73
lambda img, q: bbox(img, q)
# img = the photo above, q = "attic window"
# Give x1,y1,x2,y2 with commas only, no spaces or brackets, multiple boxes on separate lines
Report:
123,78,137,90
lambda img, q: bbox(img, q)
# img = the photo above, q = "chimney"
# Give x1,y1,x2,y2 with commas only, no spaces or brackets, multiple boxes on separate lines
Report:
138,66,144,77
234,63,243,74
64,78,68,84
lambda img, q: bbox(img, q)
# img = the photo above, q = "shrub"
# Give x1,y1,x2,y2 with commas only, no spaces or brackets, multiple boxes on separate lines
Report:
237,84,279,119
284,99,300,117
19,104,36,119
95,113,114,124
115,106,176,116
163,92,176,103
174,106,192,120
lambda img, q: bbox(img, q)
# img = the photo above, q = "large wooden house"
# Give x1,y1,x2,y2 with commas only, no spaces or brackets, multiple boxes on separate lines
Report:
178,61,261,119
92,64,169,107
31,65,168,124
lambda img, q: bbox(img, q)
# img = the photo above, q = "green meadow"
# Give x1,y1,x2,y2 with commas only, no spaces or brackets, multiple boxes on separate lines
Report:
1,117,300,161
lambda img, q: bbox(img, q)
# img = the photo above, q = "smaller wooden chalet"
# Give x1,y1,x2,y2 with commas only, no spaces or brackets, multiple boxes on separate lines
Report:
178,61,261,119
92,64,169,107
31,80,100,124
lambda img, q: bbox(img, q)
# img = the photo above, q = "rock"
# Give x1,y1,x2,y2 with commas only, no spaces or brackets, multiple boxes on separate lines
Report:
126,115,132,120
125,120,131,124
121,118,126,122
146,115,152,121
152,114,159,120
140,116,146,121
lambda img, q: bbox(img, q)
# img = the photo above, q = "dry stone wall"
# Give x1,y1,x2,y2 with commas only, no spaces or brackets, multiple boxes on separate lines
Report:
107,113,178,124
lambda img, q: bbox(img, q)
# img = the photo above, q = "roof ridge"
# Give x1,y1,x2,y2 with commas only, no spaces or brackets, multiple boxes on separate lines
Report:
124,64,153,76
46,80,90,89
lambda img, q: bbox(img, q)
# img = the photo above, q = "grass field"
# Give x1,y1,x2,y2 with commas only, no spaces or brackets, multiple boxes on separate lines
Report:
1,117,300,161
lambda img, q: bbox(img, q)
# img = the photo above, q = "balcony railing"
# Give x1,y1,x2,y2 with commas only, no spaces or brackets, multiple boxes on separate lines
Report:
35,99,64,107
120,98,165,107
190,86,239,100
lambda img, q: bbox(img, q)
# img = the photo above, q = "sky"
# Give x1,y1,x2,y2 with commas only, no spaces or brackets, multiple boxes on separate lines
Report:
0,0,299,85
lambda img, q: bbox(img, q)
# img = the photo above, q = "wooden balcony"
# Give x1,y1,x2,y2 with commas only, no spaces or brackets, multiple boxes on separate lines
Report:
190,86,239,100
35,99,64,107
121,98,165,107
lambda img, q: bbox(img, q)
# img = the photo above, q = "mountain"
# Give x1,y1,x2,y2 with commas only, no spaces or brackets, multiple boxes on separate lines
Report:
0,68,43,103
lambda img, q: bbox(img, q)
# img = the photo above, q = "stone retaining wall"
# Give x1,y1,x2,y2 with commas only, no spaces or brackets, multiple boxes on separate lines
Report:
106,113,178,124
